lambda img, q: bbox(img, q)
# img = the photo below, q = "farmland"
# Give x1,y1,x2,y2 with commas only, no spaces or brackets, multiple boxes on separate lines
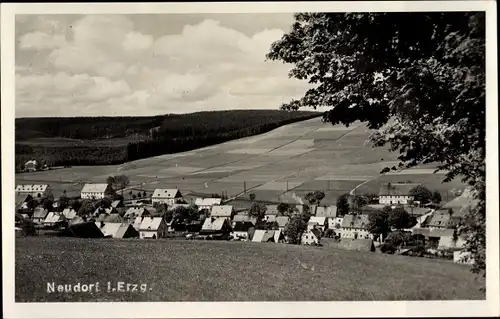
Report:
15,117,467,204
15,237,484,302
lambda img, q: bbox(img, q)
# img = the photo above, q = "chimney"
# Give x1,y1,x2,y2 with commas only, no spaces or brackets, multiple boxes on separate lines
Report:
100,221,105,228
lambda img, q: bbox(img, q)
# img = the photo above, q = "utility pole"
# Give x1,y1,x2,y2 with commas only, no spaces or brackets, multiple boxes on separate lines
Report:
244,181,246,193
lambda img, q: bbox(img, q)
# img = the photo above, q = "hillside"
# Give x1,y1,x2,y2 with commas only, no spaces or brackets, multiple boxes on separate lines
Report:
15,237,484,302
15,110,321,168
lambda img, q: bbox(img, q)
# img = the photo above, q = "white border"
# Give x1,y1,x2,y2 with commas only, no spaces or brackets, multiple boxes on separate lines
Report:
2,2,499,318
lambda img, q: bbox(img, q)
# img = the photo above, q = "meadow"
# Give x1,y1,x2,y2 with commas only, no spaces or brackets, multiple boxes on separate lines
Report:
15,237,485,302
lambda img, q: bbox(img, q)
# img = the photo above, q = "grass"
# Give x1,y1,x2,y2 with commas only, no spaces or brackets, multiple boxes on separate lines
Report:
15,237,484,302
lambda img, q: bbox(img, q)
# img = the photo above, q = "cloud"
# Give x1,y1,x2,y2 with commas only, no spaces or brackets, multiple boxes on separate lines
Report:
15,15,312,117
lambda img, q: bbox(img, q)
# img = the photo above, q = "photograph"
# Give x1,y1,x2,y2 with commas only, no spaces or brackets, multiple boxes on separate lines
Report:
1,1,498,318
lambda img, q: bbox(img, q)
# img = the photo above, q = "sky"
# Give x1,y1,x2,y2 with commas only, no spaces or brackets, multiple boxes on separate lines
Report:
15,14,314,118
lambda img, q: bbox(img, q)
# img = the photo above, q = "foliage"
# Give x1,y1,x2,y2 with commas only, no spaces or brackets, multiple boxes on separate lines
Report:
95,198,112,209
336,193,350,216
388,206,413,230
249,193,256,201
385,231,415,248
283,216,308,244
432,190,442,203
106,176,115,186
113,175,130,192
41,198,53,211
367,206,392,239
304,190,325,205
248,202,267,221
16,111,320,167
409,185,433,204
20,219,37,236
277,203,292,216
350,195,368,214
171,206,199,225
255,220,279,230
267,12,485,275
58,195,70,212
325,228,335,238
78,200,95,216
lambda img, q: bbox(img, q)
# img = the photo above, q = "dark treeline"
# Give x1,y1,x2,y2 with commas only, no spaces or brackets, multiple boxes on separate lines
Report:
15,110,321,168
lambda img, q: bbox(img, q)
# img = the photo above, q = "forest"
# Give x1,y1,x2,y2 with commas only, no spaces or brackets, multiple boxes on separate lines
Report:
15,110,320,169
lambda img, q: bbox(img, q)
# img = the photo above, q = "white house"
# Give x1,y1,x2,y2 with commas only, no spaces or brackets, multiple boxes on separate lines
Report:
152,189,183,205
328,217,344,231
81,183,113,200
210,205,234,221
62,208,78,221
340,214,373,240
43,212,67,226
301,228,321,245
15,184,51,198
139,217,167,239
194,197,222,211
378,183,420,205
264,205,279,221
308,216,327,231
230,221,254,241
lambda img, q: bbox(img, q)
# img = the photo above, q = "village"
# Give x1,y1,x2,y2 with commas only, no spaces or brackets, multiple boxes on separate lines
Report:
14,175,477,266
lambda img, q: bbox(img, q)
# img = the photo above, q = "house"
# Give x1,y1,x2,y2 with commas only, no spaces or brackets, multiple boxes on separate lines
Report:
103,213,124,223
132,216,144,230
231,221,254,241
15,184,51,198
276,216,290,230
378,183,420,205
43,212,67,226
453,250,475,265
252,229,278,243
308,216,327,231
32,207,49,223
301,228,321,245
95,221,139,238
194,197,222,211
124,207,150,220
315,205,337,218
25,160,37,172
232,214,257,225
151,189,183,205
340,214,373,240
62,208,77,221
264,205,279,221
199,217,232,239
412,228,459,250
328,217,344,231
437,231,467,251
210,205,234,221
111,200,126,214
81,183,113,200
138,217,167,239
427,210,452,229
339,238,375,252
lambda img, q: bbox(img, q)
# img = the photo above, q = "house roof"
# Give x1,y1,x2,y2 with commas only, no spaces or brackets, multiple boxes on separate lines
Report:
341,214,370,229
81,183,109,193
315,205,337,218
111,200,123,208
95,222,123,238
232,221,254,232
104,213,124,223
15,184,49,193
62,208,77,220
115,223,138,238
125,207,149,218
252,230,276,242
276,216,290,228
94,207,116,216
412,227,455,238
195,198,222,207
265,205,279,216
68,221,104,238
428,211,451,227
139,217,164,231
70,216,86,225
152,189,181,199
305,228,321,239
15,194,32,205
33,207,48,218
201,217,229,232
133,216,143,229
44,212,66,224
274,229,284,242
25,160,37,165
309,216,327,226
210,205,233,217
378,183,421,196
339,238,375,251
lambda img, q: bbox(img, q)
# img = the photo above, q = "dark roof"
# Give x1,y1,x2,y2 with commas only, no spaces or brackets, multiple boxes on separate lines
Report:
15,194,32,205
232,221,254,232
341,214,369,229
68,222,104,238
428,211,451,227
378,183,421,196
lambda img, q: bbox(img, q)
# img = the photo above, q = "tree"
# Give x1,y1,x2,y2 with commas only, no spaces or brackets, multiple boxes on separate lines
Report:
41,198,53,211
96,197,112,209
409,185,433,205
78,199,95,216
171,206,199,225
114,175,130,195
351,195,368,214
143,190,147,198
336,193,350,216
137,192,142,198
132,194,137,199
248,202,267,222
277,202,292,216
249,193,256,201
367,206,391,240
267,12,485,275
20,219,37,236
388,206,412,230
106,176,115,187
305,190,326,205
432,190,442,203
283,216,307,244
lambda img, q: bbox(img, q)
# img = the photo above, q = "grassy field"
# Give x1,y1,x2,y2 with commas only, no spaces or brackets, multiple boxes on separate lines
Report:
15,237,484,302
15,117,468,206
